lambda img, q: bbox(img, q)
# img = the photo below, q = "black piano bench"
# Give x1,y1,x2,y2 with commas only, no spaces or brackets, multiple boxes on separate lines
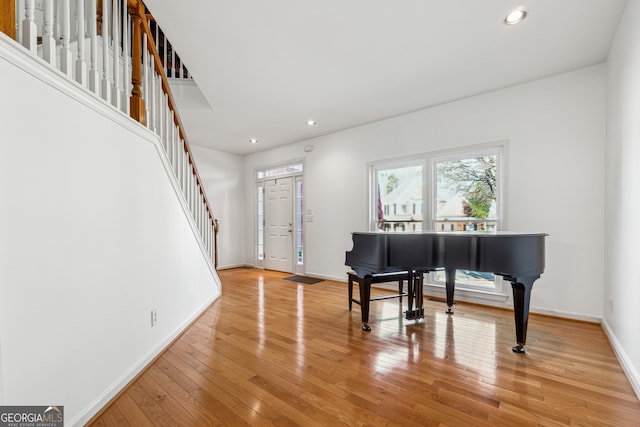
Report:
348,271,410,331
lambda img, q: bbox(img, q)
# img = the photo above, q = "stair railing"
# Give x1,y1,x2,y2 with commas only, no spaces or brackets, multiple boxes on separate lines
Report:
129,0,219,267
0,0,219,268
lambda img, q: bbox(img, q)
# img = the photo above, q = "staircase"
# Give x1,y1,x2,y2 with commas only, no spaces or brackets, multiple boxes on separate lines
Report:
1,0,218,267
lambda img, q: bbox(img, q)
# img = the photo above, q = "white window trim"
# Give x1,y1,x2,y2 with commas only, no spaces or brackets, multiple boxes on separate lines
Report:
368,141,509,304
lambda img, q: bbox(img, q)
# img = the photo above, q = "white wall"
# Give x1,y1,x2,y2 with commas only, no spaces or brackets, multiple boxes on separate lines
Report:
191,145,245,268
244,65,606,321
0,36,221,425
604,0,640,395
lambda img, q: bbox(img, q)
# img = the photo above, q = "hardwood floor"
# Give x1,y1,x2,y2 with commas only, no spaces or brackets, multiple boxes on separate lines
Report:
89,268,640,426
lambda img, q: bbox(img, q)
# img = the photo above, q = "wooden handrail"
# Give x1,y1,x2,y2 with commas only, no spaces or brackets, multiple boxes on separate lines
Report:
129,0,219,266
0,1,16,40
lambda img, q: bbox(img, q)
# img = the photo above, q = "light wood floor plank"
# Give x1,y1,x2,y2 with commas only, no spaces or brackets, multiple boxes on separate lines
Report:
88,267,640,426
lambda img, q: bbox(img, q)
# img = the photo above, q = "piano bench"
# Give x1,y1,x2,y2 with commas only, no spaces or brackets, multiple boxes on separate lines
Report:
348,271,410,311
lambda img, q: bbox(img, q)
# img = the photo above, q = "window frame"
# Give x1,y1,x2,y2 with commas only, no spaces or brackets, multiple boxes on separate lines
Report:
369,142,509,303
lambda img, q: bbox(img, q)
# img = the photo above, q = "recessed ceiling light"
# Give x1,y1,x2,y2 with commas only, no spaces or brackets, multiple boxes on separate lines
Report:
504,8,527,25
249,138,258,144
306,120,317,126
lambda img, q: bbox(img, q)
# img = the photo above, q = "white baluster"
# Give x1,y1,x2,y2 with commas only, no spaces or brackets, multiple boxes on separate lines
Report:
200,198,205,237
176,139,182,185
161,96,168,149
156,78,162,141
111,0,121,109
155,76,162,140
174,128,181,176
165,103,171,152
76,0,87,85
187,160,192,206
101,0,111,103
195,188,200,228
178,148,184,190
42,0,56,64
122,6,129,113
152,70,159,133
149,53,155,130
207,222,211,256
183,154,188,196
184,150,189,196
188,170,193,212
149,63,156,132
53,0,60,40
166,112,173,165
16,0,24,45
188,168,192,211
163,95,170,150
191,171,196,214
60,0,72,76
169,111,175,165
89,0,100,94
142,32,149,125
22,0,37,53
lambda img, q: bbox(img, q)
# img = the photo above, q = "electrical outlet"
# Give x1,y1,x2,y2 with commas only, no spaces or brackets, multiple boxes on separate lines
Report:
151,309,157,327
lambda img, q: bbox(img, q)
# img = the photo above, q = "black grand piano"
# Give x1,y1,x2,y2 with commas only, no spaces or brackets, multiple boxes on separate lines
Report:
345,231,547,353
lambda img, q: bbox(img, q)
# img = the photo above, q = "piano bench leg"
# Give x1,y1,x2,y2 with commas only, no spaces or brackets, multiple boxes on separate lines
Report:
348,275,354,311
446,306,454,314
362,323,371,331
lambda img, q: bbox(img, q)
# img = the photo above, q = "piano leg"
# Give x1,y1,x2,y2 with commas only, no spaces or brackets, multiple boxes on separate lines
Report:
359,276,372,331
509,276,538,353
445,269,456,314
406,270,414,317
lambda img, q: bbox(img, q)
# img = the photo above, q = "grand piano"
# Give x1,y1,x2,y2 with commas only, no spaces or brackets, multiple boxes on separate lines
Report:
345,231,547,353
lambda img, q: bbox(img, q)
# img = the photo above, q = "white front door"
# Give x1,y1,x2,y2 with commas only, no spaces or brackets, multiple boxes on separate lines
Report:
264,177,294,273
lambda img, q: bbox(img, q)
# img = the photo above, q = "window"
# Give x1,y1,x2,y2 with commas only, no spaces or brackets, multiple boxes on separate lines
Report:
373,162,423,232
257,184,264,260
432,149,501,292
295,177,304,265
371,143,505,298
256,163,303,179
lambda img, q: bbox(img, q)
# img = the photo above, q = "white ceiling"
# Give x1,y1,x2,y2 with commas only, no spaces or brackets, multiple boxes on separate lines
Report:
147,0,627,155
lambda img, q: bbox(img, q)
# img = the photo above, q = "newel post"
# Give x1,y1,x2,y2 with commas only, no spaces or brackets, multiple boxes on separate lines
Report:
128,0,146,125
97,0,103,35
0,1,16,40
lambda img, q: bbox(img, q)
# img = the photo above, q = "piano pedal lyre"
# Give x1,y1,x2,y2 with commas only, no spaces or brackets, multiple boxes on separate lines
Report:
404,308,424,320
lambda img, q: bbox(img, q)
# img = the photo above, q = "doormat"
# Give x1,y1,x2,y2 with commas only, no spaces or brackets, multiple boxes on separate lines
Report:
283,275,324,284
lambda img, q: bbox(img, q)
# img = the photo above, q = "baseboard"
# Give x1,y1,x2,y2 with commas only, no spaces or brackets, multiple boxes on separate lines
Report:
303,271,347,283
601,319,640,400
70,294,220,427
217,263,252,270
